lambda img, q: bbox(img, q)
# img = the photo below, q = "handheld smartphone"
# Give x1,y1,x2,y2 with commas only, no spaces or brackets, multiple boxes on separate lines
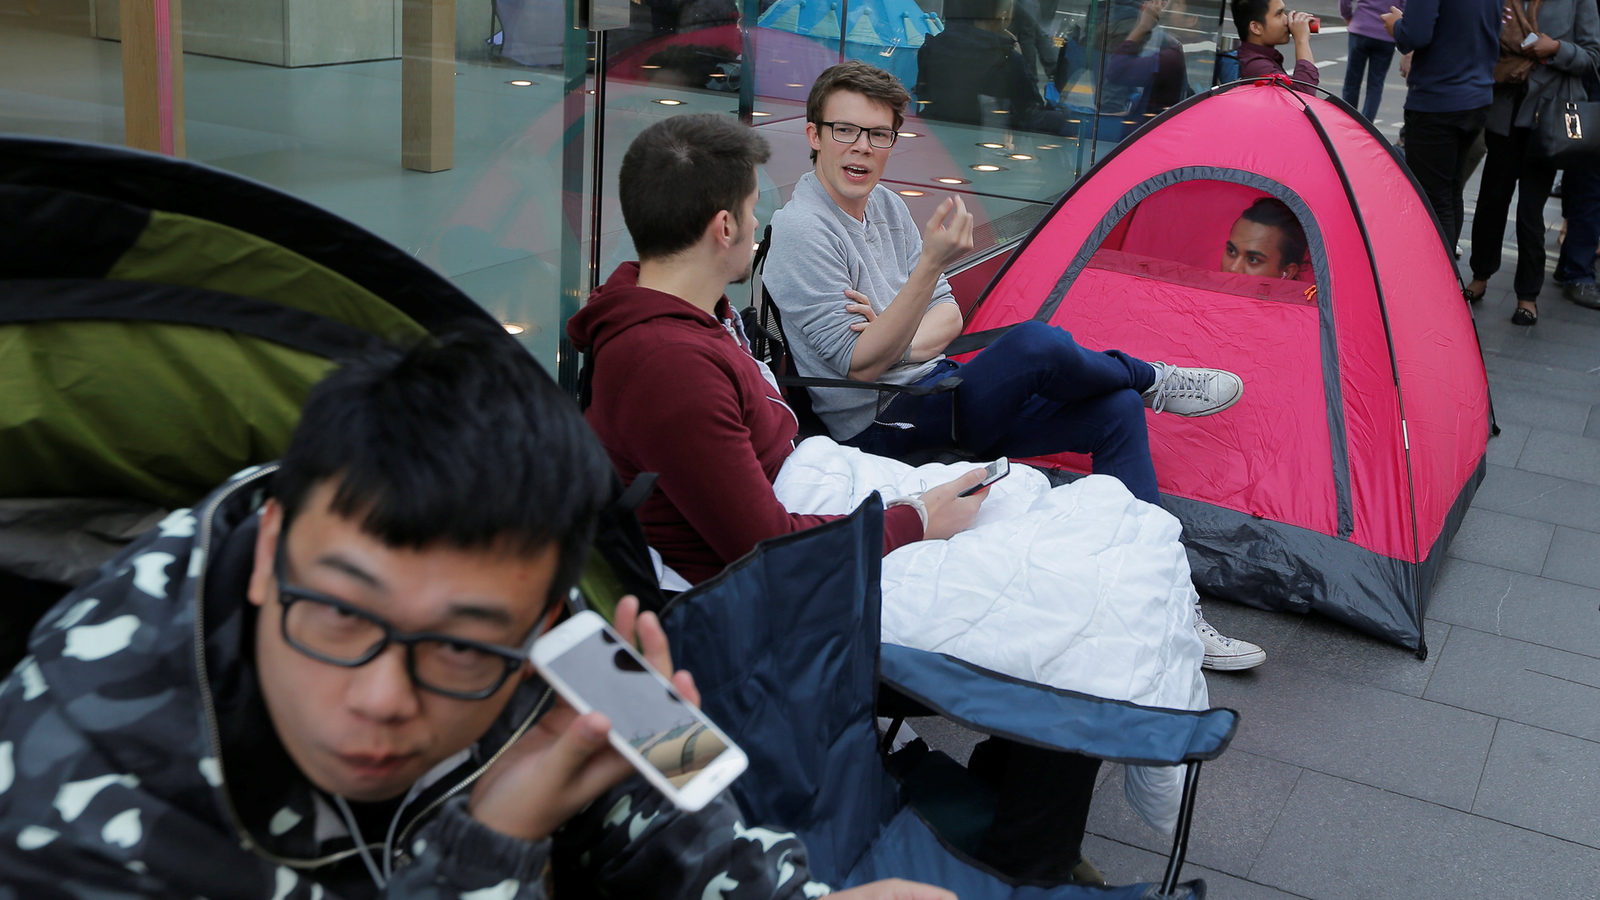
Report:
530,611,748,812
1521,32,1539,49
959,457,1010,497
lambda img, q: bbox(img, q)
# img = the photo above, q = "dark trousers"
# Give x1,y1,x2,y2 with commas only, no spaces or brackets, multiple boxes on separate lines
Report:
1557,165,1600,284
844,321,1161,504
1470,126,1560,300
970,739,1103,883
1403,106,1491,248
1342,33,1396,121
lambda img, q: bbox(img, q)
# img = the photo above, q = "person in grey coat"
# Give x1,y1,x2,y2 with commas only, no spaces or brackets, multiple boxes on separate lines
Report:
1462,0,1600,325
0,331,948,900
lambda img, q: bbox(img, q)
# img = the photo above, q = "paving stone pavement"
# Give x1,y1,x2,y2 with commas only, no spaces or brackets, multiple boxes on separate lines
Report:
913,39,1600,897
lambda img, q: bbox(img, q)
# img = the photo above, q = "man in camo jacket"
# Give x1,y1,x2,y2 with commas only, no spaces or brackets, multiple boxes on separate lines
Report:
0,331,947,900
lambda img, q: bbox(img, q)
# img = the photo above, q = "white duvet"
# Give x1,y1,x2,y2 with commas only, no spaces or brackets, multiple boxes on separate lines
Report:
771,437,1209,832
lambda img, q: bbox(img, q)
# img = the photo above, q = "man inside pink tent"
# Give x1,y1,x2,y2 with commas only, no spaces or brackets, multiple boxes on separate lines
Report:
1232,0,1319,90
764,60,1266,671
1220,197,1310,280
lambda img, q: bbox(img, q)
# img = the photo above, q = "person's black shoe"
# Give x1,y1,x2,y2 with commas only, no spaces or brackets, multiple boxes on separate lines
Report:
1565,282,1600,310
1512,303,1539,326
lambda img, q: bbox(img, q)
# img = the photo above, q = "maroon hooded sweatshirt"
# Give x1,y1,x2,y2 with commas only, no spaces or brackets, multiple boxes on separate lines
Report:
567,264,924,586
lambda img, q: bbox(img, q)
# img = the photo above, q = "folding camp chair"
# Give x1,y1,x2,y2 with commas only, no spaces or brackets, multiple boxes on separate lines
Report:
659,497,1238,899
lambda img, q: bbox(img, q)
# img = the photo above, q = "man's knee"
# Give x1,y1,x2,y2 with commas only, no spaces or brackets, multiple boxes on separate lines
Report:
1103,388,1149,435
999,319,1075,365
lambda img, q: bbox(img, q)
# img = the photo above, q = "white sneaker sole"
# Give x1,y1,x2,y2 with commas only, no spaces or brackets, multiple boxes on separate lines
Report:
1202,648,1267,671
1164,382,1244,418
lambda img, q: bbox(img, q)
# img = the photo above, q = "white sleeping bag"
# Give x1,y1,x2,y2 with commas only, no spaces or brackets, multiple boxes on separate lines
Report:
772,437,1209,833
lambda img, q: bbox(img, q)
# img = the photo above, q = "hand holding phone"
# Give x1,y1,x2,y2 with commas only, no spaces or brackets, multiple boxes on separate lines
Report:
531,610,747,812
959,457,1010,497
468,597,704,841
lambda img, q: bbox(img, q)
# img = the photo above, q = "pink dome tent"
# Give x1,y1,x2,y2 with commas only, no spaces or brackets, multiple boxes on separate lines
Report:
957,79,1492,654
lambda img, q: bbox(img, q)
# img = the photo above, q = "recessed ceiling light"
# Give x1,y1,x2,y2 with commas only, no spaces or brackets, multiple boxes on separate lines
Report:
655,98,684,106
786,82,804,88
709,72,725,78
641,64,661,69
1037,144,1061,150
1008,153,1033,160
898,189,925,196
507,80,533,86
978,142,1005,149
1067,118,1082,124
991,109,1009,115
750,110,772,117
898,131,918,138
970,164,1006,172
936,177,969,185
503,323,527,335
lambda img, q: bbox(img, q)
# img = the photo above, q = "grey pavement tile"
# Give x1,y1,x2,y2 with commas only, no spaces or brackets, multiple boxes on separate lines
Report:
1250,770,1600,900
1483,339,1600,379
1204,665,1496,811
1426,626,1600,743
1272,614,1445,698
1081,835,1310,900
1443,507,1554,576
1586,405,1600,440
1483,384,1595,434
1484,422,1530,469
1543,525,1600,591
1426,558,1600,659
906,716,982,766
1191,597,1305,659
1470,464,1600,533
1516,430,1600,488
1474,721,1600,849
1086,751,1301,879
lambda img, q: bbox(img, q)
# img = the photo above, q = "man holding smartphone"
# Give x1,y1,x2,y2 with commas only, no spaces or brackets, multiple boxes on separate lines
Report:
0,332,949,900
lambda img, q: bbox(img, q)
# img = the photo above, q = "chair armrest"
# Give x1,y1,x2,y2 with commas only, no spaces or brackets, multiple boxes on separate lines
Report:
879,644,1238,766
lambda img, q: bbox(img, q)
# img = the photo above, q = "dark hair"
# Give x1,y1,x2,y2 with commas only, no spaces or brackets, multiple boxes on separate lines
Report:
618,114,771,261
1239,197,1308,269
805,61,912,161
1231,0,1271,39
274,329,616,609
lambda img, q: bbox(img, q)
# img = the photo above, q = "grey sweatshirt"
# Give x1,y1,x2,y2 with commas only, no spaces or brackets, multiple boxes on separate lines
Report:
765,173,958,440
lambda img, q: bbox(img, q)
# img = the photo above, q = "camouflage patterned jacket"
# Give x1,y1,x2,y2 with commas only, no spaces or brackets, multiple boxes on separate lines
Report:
0,466,830,900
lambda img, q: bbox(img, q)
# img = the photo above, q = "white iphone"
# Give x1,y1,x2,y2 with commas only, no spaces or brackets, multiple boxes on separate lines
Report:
529,610,748,812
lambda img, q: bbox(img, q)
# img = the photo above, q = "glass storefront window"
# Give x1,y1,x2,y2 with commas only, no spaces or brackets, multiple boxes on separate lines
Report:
2,0,1232,380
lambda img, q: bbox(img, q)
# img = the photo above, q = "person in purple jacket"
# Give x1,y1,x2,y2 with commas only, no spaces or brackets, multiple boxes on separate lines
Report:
1232,0,1319,90
1340,0,1404,120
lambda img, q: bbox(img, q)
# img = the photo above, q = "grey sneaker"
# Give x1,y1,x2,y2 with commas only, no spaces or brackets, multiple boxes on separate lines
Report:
1144,363,1244,417
1564,282,1600,310
1195,604,1266,671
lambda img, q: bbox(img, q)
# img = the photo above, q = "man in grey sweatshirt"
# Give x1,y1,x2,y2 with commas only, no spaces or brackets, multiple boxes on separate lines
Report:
765,61,1263,672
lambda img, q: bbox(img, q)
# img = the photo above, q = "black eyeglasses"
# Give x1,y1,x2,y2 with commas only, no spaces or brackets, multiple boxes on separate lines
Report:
820,120,899,149
272,542,529,701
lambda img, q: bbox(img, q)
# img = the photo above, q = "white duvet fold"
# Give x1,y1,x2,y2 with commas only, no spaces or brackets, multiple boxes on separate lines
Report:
772,437,1210,833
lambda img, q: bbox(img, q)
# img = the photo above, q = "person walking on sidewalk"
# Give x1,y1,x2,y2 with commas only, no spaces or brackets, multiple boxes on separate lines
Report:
1553,67,1600,310
1381,0,1501,249
1460,0,1600,325
1341,0,1405,120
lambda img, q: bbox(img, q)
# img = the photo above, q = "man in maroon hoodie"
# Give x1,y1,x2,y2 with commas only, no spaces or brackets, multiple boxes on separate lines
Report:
568,113,1112,887
566,114,989,587
1233,0,1319,89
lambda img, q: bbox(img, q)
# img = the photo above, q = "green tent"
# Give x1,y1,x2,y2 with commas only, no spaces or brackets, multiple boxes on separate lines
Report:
0,136,522,668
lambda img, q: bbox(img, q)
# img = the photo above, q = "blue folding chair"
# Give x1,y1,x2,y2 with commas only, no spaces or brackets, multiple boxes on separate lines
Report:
661,497,1238,899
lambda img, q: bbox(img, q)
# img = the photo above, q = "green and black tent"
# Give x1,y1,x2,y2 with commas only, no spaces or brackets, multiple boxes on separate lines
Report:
0,136,524,669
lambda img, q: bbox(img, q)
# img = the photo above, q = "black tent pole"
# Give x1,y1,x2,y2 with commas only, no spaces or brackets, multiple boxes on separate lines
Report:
589,29,609,295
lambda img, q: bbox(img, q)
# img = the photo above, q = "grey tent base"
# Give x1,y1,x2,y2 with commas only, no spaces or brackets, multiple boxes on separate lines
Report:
1166,456,1486,656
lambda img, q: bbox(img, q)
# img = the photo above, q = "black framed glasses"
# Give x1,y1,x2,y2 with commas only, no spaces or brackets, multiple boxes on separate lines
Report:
273,542,528,700
820,120,899,149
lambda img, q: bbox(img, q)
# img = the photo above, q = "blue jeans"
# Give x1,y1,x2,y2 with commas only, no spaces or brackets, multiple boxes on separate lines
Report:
1342,33,1396,122
843,321,1161,504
